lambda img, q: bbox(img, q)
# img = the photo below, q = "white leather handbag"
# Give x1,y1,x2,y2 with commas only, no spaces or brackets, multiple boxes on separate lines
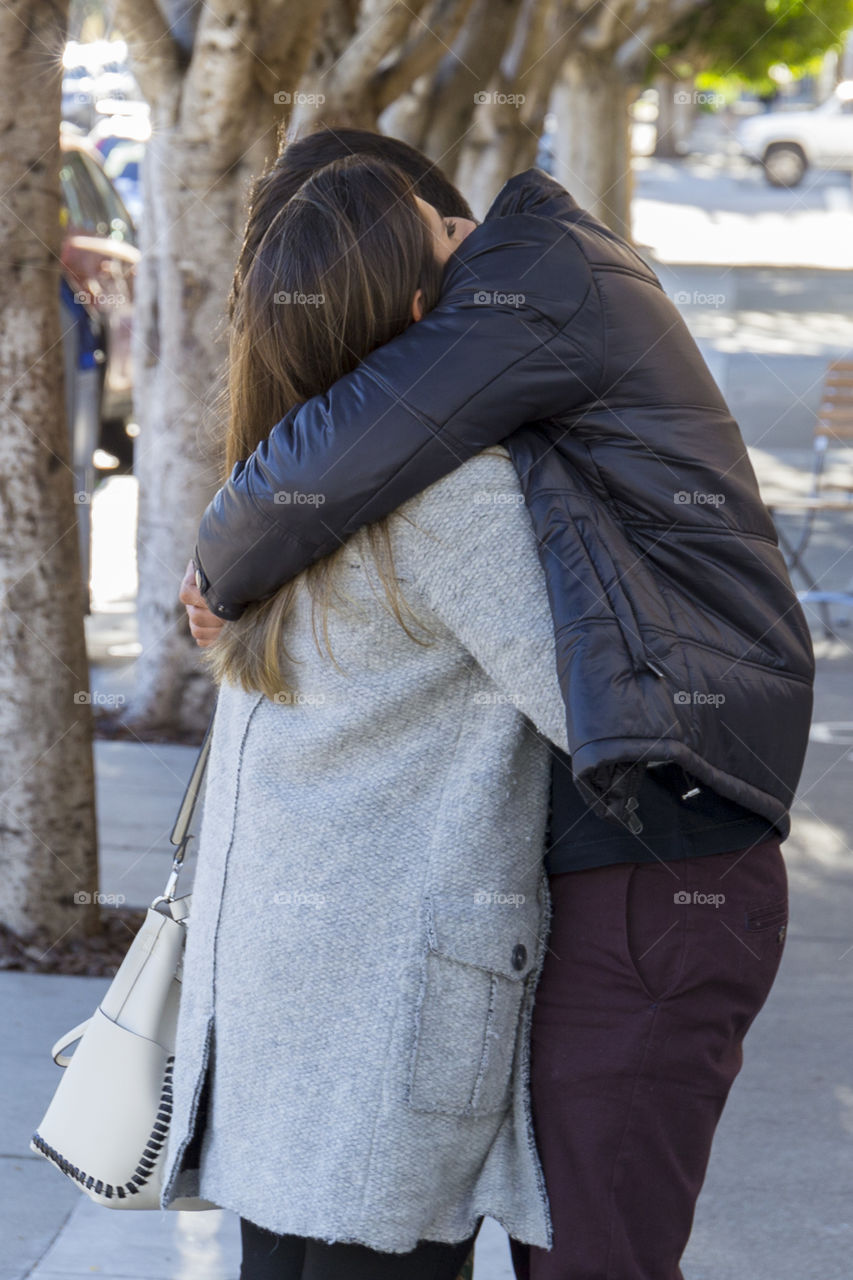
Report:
30,711,220,1211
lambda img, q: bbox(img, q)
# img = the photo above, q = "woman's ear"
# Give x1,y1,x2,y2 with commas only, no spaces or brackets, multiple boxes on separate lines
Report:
411,288,425,323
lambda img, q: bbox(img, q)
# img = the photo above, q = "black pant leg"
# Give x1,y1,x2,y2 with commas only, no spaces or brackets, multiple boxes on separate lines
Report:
240,1216,478,1280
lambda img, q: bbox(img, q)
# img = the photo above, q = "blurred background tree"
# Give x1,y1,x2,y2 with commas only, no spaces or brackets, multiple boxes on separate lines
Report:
74,0,853,737
653,0,853,155
661,0,853,87
0,0,847,937
0,0,100,941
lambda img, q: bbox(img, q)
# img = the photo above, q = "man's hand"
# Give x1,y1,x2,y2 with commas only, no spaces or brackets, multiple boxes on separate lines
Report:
180,559,225,648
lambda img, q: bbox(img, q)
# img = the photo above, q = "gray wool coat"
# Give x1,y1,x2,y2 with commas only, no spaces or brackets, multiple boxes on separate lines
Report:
160,446,571,1252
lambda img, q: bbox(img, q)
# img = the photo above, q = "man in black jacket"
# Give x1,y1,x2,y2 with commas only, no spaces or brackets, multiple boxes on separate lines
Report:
181,130,811,1279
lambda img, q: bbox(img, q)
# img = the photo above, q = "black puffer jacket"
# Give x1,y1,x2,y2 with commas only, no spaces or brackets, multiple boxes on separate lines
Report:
195,169,814,836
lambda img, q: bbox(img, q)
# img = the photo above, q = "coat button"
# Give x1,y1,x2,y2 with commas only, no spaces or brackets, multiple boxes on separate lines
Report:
511,943,527,971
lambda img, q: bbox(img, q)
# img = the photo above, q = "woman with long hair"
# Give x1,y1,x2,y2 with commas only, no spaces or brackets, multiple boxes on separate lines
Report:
183,129,806,1280
162,152,568,1279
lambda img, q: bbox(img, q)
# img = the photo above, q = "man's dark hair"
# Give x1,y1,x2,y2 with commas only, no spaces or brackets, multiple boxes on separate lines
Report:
229,125,475,319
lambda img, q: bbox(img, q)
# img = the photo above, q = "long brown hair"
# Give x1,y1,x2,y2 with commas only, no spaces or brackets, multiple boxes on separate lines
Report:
203,154,447,701
228,125,475,326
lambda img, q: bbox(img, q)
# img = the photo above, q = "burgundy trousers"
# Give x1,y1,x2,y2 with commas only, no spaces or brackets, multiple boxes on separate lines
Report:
509,836,788,1280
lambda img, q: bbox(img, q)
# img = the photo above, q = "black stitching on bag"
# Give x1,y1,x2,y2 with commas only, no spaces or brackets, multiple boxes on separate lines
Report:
31,1055,176,1200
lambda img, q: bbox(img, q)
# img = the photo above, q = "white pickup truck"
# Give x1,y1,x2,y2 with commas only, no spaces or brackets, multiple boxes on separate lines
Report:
735,81,853,186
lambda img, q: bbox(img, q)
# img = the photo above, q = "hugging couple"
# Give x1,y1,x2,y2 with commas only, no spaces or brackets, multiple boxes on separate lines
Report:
170,125,814,1280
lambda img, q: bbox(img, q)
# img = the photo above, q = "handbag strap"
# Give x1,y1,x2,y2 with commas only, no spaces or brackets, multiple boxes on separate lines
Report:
151,699,217,908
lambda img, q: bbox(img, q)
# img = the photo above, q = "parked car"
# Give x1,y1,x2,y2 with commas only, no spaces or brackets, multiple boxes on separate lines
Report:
60,277,104,610
101,139,144,227
59,129,139,469
735,80,853,186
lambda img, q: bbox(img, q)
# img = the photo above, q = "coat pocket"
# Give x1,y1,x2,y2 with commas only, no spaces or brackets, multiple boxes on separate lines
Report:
405,889,541,1117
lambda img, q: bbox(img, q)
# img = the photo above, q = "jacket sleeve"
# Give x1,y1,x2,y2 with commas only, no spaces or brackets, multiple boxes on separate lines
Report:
194,170,604,620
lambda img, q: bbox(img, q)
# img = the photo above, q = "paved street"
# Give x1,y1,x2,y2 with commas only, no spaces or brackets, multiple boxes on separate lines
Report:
3,143,853,1279
634,111,853,268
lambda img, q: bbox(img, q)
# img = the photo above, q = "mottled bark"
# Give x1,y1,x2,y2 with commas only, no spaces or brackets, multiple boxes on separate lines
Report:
654,73,696,157
381,0,521,175
550,53,635,239
113,0,317,734
455,0,563,214
0,0,101,939
291,0,474,133
117,0,710,734
546,0,707,237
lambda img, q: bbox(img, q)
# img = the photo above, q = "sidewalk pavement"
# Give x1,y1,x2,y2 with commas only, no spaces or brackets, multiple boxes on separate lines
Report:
6,651,853,1279
3,250,853,1278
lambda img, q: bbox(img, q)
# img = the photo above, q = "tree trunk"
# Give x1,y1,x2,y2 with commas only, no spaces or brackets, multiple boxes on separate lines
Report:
654,73,695,157
452,0,562,215
381,0,521,177
550,53,635,240
454,100,541,217
129,130,261,734
0,0,101,940
115,0,313,735
293,0,475,135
